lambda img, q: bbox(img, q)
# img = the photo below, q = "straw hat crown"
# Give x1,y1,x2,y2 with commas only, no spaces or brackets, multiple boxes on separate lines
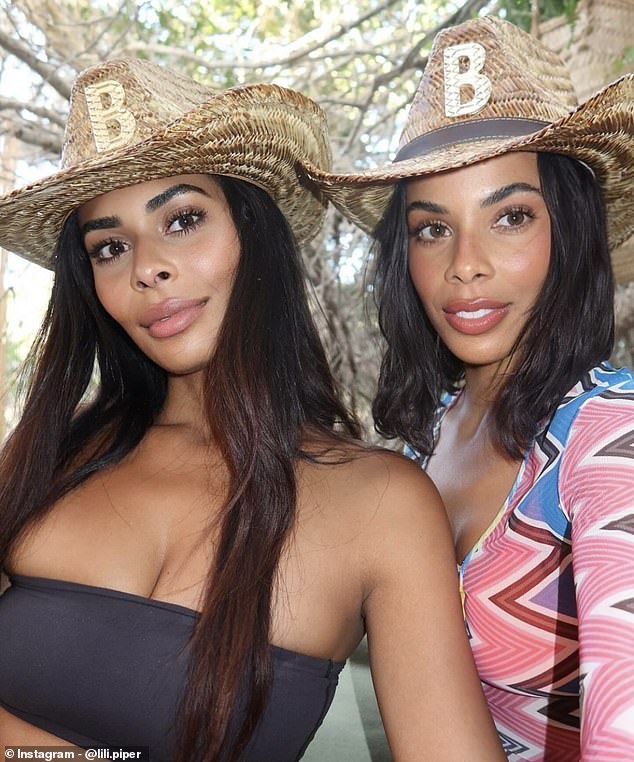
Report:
398,15,578,152
61,59,215,167
0,58,331,268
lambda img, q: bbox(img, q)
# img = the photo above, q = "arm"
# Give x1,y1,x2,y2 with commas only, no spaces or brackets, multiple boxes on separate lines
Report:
361,453,505,761
560,392,634,760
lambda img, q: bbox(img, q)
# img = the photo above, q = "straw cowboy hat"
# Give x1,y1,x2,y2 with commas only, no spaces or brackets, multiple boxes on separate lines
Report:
0,58,331,268
303,15,634,282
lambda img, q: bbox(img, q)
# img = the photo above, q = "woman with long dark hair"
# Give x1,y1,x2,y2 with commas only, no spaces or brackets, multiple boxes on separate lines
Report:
305,15,634,760
0,59,505,761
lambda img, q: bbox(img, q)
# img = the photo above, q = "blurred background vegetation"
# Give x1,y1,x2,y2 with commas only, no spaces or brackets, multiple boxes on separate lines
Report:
1,0,632,441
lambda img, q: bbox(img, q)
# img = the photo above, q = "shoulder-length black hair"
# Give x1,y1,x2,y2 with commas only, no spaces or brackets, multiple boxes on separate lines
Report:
0,175,359,761
372,152,614,459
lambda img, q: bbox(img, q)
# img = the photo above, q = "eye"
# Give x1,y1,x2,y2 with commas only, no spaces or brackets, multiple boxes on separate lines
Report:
87,238,129,264
496,207,533,228
410,220,451,243
166,208,206,234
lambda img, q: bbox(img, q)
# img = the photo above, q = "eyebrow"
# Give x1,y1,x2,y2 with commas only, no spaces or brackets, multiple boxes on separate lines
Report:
80,183,212,236
406,182,541,218
406,200,449,215
81,216,120,235
145,183,212,212
481,182,542,207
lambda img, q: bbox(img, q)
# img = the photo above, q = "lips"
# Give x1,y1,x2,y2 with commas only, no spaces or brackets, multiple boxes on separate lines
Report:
443,298,510,335
141,298,208,339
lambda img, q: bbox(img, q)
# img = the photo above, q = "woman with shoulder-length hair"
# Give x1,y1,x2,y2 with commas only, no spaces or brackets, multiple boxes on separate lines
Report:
0,59,505,761
304,15,634,760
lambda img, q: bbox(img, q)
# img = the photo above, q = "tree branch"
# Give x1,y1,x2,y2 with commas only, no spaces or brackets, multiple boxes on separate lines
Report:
0,96,66,128
0,28,71,99
2,119,61,156
122,0,403,72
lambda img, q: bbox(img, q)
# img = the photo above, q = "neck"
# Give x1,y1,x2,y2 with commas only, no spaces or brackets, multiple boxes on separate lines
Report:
456,361,511,440
159,372,210,437
462,356,514,405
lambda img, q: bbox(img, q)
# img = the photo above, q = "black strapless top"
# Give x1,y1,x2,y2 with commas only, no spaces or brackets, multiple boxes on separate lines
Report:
0,575,344,761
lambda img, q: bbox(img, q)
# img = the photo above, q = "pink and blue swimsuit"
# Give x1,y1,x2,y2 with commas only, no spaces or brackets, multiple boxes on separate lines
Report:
431,363,634,760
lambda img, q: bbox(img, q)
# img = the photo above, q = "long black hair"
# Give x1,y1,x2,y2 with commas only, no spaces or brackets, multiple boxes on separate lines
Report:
372,152,614,459
0,175,360,761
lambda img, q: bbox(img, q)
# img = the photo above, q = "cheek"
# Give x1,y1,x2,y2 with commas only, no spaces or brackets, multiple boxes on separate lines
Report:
190,234,240,282
205,253,240,293
92,273,126,323
408,250,438,307
533,227,552,282
508,228,551,288
92,277,110,312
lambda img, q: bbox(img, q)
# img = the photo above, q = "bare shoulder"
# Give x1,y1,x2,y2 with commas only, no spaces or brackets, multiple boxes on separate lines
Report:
348,443,440,501
349,447,451,562
298,441,447,543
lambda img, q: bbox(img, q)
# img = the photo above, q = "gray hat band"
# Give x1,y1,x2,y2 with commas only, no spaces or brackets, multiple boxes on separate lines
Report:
394,117,550,162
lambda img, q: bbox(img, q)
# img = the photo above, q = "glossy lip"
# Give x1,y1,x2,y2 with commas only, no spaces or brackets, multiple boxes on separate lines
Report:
443,298,510,336
140,297,208,339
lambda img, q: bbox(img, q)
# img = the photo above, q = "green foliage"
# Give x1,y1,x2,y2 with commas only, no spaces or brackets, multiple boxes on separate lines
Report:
498,0,581,30
613,46,634,76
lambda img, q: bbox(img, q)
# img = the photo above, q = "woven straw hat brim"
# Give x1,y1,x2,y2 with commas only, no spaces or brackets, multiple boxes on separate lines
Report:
303,74,634,283
0,84,330,269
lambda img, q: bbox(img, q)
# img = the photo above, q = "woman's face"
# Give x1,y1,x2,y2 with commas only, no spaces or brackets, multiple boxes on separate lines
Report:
405,152,551,377
79,174,240,377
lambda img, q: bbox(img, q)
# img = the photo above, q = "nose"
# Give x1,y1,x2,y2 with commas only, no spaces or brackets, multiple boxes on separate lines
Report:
130,242,174,291
445,232,492,284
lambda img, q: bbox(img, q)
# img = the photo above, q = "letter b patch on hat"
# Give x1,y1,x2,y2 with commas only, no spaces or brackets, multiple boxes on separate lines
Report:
84,80,136,152
443,42,492,118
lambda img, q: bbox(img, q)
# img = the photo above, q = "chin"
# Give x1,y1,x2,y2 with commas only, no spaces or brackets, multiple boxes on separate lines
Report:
445,341,516,370
166,362,211,377
144,345,216,377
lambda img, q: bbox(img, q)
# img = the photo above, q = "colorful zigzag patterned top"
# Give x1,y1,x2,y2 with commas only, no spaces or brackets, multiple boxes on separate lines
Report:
438,363,634,760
